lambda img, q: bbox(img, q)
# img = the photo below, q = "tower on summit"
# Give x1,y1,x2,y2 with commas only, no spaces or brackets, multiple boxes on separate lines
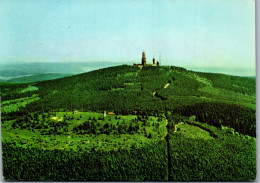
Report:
141,52,146,65
133,51,159,67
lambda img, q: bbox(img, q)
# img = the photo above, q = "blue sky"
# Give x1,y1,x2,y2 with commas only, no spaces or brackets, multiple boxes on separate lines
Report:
0,0,255,75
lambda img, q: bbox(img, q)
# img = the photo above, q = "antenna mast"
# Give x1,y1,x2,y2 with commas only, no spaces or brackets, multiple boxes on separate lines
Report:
159,52,161,66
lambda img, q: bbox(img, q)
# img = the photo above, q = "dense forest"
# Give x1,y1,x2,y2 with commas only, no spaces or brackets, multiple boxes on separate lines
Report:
1,64,256,181
2,141,168,181
166,114,256,181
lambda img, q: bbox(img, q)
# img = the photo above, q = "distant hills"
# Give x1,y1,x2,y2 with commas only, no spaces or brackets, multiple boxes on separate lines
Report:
0,62,126,83
0,62,255,83
0,73,71,83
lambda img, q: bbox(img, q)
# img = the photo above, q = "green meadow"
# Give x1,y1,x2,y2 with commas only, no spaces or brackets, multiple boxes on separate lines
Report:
2,111,167,152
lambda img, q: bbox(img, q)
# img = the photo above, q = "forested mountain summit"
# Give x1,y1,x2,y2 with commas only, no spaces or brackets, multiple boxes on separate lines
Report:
1,64,256,137
1,64,256,181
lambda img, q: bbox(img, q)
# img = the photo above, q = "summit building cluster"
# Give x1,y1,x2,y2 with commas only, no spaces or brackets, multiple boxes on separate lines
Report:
134,52,159,68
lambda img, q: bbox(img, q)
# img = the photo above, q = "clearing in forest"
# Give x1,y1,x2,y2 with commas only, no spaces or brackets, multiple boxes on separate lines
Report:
175,123,214,140
2,112,167,152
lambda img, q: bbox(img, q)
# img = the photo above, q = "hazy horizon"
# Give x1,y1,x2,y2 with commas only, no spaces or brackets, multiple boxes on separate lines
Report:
0,61,255,77
0,0,255,76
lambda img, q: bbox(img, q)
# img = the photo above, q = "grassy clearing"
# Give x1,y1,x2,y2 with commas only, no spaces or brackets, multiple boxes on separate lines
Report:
175,123,213,140
2,94,40,114
19,85,39,93
2,112,167,152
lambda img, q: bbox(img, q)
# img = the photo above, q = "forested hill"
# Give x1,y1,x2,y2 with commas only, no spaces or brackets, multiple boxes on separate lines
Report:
1,65,256,136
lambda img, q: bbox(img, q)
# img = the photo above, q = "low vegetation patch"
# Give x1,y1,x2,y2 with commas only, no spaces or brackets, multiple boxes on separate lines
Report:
2,94,40,114
174,123,214,140
20,85,39,93
2,112,167,152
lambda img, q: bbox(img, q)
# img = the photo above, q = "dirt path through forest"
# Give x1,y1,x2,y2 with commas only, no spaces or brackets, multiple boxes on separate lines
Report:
135,67,142,76
152,82,171,96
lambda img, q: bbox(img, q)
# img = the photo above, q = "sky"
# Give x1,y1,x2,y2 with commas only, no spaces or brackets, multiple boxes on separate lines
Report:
0,0,256,75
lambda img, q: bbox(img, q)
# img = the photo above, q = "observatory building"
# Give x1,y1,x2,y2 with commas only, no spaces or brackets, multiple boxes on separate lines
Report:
134,52,159,67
